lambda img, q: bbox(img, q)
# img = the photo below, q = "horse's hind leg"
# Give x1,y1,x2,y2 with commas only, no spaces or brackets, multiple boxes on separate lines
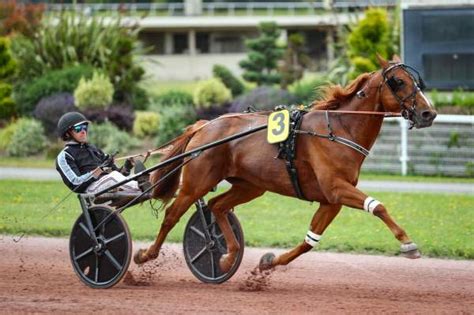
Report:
134,191,198,264
207,181,265,272
259,203,342,270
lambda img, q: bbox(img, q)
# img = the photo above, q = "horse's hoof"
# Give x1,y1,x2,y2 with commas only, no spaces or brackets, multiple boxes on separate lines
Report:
219,254,234,273
259,252,275,271
134,249,147,264
400,242,421,259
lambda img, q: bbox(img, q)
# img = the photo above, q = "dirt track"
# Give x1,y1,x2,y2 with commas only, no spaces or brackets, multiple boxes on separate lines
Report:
0,236,473,314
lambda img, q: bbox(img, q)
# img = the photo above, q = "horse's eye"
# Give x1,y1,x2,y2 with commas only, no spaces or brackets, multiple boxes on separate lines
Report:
396,79,405,87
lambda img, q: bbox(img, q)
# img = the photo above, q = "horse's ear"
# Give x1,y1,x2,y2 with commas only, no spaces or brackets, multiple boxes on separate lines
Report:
376,53,389,69
392,54,402,63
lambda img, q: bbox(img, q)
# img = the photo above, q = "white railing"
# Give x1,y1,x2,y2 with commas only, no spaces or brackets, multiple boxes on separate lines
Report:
363,114,474,176
44,1,397,16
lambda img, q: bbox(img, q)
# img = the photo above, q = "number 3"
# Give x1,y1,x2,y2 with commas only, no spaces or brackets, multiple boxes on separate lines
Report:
267,110,289,144
272,112,285,136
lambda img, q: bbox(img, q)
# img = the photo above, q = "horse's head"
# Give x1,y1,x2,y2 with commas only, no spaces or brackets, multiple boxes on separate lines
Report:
377,54,437,128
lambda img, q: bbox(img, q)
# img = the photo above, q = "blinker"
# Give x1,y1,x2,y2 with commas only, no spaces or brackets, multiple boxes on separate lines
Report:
387,76,403,92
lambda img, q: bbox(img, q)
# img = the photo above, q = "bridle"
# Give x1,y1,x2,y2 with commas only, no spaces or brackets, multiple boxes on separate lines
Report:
380,63,426,128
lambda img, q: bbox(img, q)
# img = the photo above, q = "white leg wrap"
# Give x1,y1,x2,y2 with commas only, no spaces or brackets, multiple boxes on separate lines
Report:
401,242,418,253
305,231,321,247
364,197,381,215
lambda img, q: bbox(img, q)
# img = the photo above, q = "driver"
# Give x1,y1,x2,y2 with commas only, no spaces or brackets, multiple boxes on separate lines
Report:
55,112,148,194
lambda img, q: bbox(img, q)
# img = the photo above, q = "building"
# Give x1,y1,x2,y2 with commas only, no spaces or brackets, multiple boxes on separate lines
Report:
402,0,474,90
45,1,397,81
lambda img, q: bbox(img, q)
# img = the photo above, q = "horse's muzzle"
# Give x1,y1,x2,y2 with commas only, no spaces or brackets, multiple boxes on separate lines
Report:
414,110,437,128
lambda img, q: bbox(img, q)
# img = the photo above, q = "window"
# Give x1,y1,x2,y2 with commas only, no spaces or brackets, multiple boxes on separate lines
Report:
138,31,165,55
196,32,210,53
173,33,188,54
422,14,474,43
423,53,474,83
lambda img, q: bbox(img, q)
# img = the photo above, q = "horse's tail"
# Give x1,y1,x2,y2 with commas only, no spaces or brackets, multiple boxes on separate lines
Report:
150,120,208,206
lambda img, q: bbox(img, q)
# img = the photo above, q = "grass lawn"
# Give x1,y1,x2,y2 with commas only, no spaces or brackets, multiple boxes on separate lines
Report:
1,180,472,259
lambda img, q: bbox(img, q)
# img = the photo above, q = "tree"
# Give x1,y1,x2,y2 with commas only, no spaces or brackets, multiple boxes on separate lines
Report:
239,22,284,86
346,8,397,79
278,33,312,89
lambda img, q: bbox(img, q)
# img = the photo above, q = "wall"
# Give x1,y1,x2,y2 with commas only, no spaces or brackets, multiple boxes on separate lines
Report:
143,53,246,81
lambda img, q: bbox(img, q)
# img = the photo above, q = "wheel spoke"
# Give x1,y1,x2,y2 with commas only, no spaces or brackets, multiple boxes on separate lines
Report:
190,225,206,240
104,232,125,245
210,251,216,278
95,256,99,283
190,246,207,264
104,250,122,271
79,222,91,237
74,246,94,261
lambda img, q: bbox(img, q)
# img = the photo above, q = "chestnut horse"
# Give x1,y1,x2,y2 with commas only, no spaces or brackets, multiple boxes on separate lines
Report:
134,55,437,272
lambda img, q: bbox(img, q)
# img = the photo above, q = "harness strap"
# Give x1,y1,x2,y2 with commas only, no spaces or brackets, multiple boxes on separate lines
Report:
295,111,370,157
277,109,307,200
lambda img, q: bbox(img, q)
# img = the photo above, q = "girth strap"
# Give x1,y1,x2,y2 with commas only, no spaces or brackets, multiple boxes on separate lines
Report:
276,109,307,200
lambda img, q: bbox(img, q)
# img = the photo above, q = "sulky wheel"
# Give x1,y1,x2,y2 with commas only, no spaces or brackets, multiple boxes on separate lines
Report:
183,205,244,284
69,206,132,289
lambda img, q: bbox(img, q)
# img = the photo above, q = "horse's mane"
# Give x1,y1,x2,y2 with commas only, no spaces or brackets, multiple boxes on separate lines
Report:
311,73,372,110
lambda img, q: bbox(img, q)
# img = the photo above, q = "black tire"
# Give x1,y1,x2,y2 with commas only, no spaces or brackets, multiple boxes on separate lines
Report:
183,206,244,284
69,206,132,289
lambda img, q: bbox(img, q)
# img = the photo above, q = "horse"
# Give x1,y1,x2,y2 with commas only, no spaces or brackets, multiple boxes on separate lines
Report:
134,54,437,273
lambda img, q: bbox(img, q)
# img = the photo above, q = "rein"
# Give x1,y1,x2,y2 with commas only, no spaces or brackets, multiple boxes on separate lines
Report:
117,110,401,162
312,109,401,117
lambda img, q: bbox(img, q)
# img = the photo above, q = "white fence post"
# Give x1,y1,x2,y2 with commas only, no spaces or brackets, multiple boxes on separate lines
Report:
399,118,409,176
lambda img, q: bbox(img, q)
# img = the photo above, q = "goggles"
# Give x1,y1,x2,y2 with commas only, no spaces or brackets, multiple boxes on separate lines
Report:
72,123,88,133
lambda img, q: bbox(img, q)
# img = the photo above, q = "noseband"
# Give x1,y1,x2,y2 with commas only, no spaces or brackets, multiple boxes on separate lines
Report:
380,63,426,128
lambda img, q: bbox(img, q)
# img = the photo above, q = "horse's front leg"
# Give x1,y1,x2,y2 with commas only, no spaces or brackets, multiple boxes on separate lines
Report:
323,179,420,259
259,203,342,270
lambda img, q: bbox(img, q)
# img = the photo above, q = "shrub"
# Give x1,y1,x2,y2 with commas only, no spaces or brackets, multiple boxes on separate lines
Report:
0,120,17,150
193,78,232,109
129,86,149,111
347,8,395,78
87,121,140,155
229,87,298,113
0,37,17,120
33,93,77,137
133,111,160,138
195,103,231,120
151,90,194,111
82,105,135,131
0,83,15,119
45,141,64,160
155,105,197,145
14,64,94,114
5,118,46,157
429,90,451,108
10,12,147,107
74,72,114,110
0,0,45,38
452,89,474,108
212,64,244,97
290,76,328,106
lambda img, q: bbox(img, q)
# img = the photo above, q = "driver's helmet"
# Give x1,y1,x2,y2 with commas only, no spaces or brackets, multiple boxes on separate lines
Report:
57,112,89,140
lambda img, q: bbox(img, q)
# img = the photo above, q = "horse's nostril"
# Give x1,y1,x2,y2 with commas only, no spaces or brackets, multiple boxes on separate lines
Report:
421,110,436,121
